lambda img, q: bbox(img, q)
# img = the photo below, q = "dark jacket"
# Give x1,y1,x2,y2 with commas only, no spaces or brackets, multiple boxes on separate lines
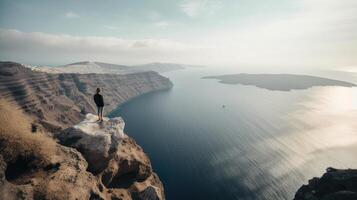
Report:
94,93,104,107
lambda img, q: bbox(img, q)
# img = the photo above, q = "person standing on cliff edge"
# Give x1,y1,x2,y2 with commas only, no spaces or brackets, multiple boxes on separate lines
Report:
94,88,104,122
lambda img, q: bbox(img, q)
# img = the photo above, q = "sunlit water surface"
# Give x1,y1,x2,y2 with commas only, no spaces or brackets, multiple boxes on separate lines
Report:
109,68,357,200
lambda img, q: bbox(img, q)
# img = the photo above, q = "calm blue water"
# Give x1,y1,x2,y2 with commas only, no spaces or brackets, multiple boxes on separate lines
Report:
109,68,357,200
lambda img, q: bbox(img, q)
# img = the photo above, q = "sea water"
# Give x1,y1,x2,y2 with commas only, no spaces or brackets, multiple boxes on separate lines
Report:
109,68,357,200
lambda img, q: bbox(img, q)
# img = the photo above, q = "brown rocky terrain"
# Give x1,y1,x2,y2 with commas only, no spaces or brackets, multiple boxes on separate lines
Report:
0,61,169,200
0,99,164,200
5,61,355,200
56,114,164,200
0,61,172,131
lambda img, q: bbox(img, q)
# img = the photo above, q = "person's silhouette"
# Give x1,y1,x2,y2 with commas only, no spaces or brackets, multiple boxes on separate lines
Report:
93,88,104,122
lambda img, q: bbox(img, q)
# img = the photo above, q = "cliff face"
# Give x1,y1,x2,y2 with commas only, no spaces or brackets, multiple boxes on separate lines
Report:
0,61,173,130
0,100,165,200
57,114,165,200
294,168,357,200
0,61,169,199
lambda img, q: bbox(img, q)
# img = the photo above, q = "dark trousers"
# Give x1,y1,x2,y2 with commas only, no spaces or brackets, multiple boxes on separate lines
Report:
97,106,103,117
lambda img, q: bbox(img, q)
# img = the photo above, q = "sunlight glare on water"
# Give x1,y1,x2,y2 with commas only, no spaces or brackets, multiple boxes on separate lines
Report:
110,69,357,200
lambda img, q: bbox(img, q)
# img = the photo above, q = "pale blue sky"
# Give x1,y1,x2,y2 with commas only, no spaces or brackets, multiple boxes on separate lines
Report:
0,0,356,70
0,0,295,38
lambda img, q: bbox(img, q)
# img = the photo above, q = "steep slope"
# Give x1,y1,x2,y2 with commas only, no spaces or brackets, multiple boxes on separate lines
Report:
57,114,165,200
0,99,105,199
0,61,173,131
0,99,165,200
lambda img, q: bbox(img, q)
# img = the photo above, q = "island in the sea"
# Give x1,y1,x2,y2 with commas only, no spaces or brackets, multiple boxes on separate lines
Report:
203,74,356,91
2,62,356,200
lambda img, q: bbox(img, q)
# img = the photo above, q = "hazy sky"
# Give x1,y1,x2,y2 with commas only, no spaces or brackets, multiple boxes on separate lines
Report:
0,0,356,70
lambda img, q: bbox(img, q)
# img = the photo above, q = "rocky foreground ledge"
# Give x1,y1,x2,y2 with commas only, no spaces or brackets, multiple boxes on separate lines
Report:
56,114,165,200
0,98,164,200
0,61,169,199
294,168,357,200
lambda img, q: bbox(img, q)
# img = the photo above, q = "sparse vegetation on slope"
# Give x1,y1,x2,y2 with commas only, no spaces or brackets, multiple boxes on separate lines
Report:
0,99,165,200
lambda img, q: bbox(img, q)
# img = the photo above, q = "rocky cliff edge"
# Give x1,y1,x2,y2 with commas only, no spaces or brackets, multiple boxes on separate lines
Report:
0,99,165,200
294,168,357,200
0,61,173,131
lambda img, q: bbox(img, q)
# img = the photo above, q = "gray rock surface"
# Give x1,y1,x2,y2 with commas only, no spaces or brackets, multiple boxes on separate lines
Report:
56,113,165,200
57,114,126,173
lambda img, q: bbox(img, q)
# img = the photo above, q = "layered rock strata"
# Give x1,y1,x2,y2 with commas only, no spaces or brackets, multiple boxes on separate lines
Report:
0,61,173,131
0,60,170,200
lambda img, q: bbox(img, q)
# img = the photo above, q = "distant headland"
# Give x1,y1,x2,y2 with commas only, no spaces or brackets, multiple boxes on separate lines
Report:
203,74,356,91
28,61,200,74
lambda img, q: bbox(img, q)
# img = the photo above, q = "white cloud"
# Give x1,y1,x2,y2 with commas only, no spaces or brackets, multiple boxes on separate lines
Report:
184,0,357,70
0,29,202,65
180,0,222,17
65,11,80,19
0,0,356,70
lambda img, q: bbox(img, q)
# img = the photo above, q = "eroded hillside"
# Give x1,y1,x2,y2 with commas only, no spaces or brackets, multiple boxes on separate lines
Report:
0,99,165,200
0,62,173,131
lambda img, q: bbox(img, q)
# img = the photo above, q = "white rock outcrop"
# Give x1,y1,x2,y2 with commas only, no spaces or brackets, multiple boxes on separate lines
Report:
56,113,165,200
0,100,165,200
57,114,126,173
74,113,126,139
